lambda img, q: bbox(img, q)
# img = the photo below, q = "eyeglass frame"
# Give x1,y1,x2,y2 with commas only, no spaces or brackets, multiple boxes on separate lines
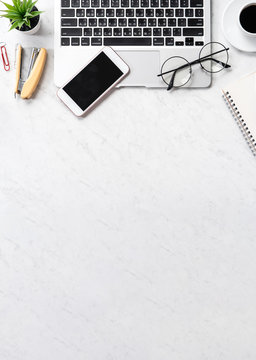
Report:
158,42,231,91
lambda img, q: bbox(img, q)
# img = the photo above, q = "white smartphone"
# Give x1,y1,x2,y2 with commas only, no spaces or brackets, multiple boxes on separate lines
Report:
57,47,130,117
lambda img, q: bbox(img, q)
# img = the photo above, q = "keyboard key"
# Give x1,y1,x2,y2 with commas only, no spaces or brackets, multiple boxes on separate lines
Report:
101,0,109,6
99,18,107,25
180,0,188,6
178,18,186,26
156,9,164,17
81,0,90,5
185,37,194,45
61,27,82,35
153,37,164,45
104,37,151,45
91,37,102,45
94,28,102,35
145,9,154,16
71,0,80,7
61,37,70,45
61,9,75,16
166,37,174,45
61,0,70,7
153,28,161,36
165,9,174,16
175,41,184,45
76,9,85,16
148,18,156,26
163,28,171,35
190,0,203,7
158,18,166,26
91,0,100,5
195,41,204,46
116,9,124,16
124,28,132,36
84,28,92,35
138,18,147,26
114,28,122,35
118,18,127,25
133,28,142,35
79,18,87,26
143,28,152,36
126,9,134,16
136,9,144,16
170,0,178,6
160,0,169,6
89,18,98,26
71,37,80,45
111,0,119,5
151,0,159,6
61,18,77,26
185,8,193,16
96,9,105,16
128,18,137,26
131,0,139,6
141,0,149,7
173,27,181,36
195,8,203,16
106,9,115,16
81,37,90,45
109,18,117,25
168,18,176,26
175,9,184,17
86,9,95,16
188,18,203,26
98,18,107,26
121,0,129,6
104,27,112,35
183,27,203,36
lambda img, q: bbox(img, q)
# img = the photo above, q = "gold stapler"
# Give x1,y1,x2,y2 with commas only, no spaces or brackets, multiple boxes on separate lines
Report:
14,44,47,99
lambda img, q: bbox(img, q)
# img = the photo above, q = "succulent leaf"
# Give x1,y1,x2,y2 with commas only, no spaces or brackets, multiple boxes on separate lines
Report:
9,19,20,30
1,2,15,10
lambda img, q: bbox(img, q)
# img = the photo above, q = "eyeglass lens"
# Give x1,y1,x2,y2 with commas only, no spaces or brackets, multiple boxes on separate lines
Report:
199,42,229,73
161,56,192,88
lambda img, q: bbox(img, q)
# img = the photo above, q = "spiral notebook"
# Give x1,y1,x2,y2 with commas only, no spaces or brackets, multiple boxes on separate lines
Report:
222,72,256,156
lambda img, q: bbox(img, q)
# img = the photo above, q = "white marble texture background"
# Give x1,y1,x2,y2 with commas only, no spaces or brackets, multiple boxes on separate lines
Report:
1,1,256,359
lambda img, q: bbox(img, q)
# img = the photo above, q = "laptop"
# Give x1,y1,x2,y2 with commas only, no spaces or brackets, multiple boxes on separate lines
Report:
54,0,211,88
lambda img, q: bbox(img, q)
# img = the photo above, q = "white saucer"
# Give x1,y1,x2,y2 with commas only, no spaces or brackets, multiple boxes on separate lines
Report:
222,0,256,52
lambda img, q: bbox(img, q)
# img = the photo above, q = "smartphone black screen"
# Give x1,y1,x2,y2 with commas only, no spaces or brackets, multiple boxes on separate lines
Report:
63,52,123,111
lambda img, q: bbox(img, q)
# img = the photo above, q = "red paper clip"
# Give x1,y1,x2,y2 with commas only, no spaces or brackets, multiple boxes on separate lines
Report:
0,42,10,71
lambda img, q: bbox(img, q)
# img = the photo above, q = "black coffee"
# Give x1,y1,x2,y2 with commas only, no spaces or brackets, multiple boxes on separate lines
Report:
240,5,256,33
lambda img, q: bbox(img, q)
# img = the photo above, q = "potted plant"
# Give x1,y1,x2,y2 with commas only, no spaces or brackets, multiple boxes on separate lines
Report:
0,0,43,35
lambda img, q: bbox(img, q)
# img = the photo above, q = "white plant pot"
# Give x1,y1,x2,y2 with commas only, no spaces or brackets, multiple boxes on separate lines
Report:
16,16,40,35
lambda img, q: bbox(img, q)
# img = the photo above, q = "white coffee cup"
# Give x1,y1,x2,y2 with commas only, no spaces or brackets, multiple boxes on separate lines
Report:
238,3,256,37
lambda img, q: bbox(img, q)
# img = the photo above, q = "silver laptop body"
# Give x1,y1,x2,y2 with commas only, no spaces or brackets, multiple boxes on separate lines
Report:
54,0,211,88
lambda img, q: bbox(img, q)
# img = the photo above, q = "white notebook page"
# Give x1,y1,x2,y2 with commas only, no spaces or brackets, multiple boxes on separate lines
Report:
222,72,256,140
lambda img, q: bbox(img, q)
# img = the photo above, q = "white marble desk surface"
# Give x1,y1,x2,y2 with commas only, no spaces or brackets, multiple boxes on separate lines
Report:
1,1,256,359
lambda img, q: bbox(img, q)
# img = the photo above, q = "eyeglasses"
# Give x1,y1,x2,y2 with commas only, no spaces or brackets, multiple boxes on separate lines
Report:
158,42,231,91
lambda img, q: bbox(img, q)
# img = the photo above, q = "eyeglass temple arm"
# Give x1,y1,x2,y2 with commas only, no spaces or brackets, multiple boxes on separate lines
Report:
167,70,176,91
200,57,231,68
158,47,230,77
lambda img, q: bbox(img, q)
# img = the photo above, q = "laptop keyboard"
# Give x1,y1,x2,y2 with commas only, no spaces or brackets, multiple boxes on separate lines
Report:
60,0,205,46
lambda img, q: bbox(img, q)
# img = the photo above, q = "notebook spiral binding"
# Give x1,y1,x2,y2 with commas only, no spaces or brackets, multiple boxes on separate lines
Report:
223,91,256,156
